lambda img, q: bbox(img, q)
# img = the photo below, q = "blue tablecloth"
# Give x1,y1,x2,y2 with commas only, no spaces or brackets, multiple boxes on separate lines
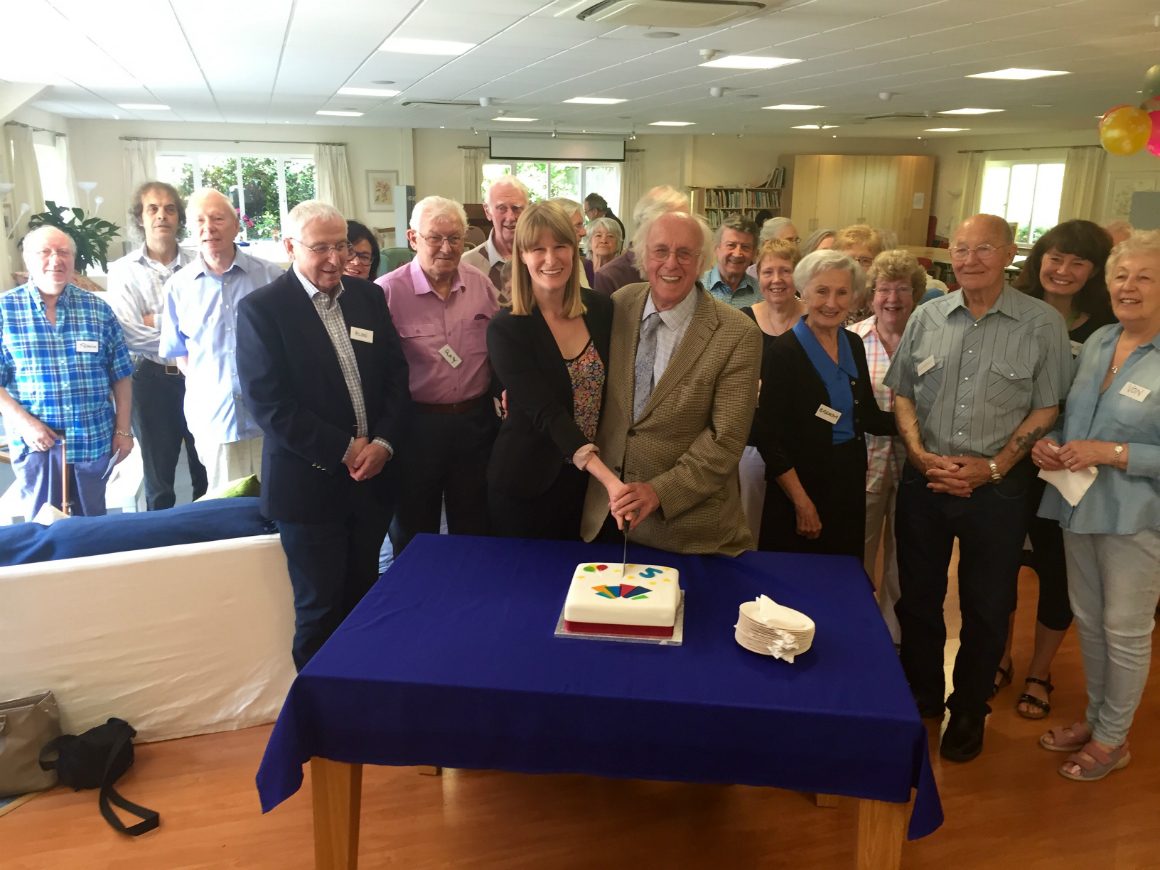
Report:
257,534,942,840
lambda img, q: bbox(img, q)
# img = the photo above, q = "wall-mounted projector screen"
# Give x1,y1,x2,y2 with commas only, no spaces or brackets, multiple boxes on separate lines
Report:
489,135,626,162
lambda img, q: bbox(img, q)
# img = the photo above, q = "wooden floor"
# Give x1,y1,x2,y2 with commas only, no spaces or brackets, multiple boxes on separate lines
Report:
5,566,1160,870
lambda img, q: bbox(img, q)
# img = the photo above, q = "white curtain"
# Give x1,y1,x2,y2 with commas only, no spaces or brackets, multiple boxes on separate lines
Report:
1058,147,1105,222
6,124,44,239
958,151,984,226
54,133,77,210
313,144,355,217
122,139,156,203
620,148,645,241
461,147,484,203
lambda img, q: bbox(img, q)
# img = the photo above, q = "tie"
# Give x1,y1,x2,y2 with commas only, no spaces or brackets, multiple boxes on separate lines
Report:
633,312,661,421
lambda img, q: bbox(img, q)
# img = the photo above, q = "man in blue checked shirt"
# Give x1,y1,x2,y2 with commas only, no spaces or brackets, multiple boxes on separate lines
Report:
0,226,134,518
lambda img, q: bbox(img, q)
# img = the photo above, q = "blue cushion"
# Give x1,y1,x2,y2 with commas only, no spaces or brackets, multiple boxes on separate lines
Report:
0,498,276,567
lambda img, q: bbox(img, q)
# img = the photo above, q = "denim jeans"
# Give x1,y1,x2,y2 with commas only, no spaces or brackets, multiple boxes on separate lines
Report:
1064,528,1160,746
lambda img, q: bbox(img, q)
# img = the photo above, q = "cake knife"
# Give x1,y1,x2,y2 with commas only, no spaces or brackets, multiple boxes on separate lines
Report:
621,512,630,579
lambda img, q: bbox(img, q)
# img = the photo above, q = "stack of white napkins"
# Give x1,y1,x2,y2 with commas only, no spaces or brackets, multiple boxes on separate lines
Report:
734,595,815,663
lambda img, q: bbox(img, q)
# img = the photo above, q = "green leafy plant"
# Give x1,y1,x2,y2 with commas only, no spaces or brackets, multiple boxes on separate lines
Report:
26,201,120,274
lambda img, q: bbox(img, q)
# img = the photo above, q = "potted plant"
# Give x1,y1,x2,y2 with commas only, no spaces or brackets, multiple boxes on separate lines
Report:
26,201,120,274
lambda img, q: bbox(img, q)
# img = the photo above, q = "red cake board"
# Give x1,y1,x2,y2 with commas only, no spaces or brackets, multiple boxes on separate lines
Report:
562,620,674,638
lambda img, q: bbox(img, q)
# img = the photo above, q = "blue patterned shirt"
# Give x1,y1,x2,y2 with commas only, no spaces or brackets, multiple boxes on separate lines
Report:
0,283,133,462
159,247,283,446
701,265,760,309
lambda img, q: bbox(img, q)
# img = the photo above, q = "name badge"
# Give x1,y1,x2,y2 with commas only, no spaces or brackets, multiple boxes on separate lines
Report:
438,344,463,368
349,326,374,343
1070,340,1084,358
75,340,99,353
916,355,937,376
815,404,842,425
1120,382,1151,402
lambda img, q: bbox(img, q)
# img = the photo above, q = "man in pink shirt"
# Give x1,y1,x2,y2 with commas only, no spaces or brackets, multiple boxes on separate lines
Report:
377,196,500,552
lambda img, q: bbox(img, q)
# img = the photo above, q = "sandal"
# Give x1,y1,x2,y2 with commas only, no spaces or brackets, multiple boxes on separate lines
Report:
1016,676,1054,720
1039,721,1092,753
989,661,1013,700
1059,741,1131,781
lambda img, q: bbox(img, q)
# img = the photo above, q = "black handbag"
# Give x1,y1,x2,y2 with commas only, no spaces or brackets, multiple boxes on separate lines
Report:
38,718,160,836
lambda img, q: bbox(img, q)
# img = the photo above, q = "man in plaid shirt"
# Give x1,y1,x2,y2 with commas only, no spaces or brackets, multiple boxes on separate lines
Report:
0,226,133,518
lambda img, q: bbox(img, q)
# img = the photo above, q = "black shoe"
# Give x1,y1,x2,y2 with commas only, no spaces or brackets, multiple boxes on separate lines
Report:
940,711,986,762
915,697,945,719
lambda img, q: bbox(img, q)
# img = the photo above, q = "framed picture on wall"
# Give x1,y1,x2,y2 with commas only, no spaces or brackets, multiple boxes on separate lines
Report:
367,170,399,212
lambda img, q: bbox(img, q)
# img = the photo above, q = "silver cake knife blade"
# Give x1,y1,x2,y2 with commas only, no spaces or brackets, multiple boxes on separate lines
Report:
621,523,628,579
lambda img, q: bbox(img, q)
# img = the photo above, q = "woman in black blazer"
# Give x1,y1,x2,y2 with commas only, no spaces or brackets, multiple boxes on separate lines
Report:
486,202,624,539
754,250,895,559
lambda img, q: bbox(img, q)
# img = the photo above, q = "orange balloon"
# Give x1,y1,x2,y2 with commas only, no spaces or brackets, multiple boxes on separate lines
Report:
1100,104,1131,130
1100,105,1151,155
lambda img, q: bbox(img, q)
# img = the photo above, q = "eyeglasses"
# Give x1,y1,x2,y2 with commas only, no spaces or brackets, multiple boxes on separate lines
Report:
349,251,374,264
647,246,698,265
416,231,464,249
950,244,1003,260
853,256,874,268
292,240,355,257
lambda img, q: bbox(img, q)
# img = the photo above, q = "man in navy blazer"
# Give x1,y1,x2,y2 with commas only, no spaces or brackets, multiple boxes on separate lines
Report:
237,201,410,669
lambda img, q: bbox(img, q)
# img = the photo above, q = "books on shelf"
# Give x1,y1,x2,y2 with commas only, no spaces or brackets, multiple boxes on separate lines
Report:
700,188,781,210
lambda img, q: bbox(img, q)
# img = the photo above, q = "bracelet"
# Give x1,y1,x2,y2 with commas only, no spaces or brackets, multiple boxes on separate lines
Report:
115,430,134,438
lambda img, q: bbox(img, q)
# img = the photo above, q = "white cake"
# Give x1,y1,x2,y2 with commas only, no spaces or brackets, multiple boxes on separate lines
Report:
562,562,681,637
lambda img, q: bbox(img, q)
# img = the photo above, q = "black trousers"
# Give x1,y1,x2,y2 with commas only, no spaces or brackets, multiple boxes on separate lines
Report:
388,402,498,554
895,462,1032,716
489,462,588,541
277,484,391,671
131,358,207,510
1023,476,1074,631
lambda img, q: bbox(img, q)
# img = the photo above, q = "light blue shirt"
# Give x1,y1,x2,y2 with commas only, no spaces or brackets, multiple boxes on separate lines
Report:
793,317,857,444
159,247,283,445
701,265,760,309
1038,324,1160,535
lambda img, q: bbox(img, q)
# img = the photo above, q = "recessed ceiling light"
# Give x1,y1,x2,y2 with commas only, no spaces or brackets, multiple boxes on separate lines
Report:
792,124,839,130
940,107,1004,115
118,103,169,111
649,121,695,127
1032,104,1053,109
316,110,363,117
925,127,969,132
372,80,395,86
338,87,400,97
378,37,475,56
967,68,1069,81
763,104,825,111
699,55,801,70
493,116,537,122
643,31,679,39
564,97,627,105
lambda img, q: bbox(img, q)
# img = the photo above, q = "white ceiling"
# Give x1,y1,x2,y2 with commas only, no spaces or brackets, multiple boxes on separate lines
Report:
3,0,1157,141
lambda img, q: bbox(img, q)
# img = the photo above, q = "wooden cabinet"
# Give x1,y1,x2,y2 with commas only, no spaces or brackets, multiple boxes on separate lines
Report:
689,183,783,229
782,154,935,246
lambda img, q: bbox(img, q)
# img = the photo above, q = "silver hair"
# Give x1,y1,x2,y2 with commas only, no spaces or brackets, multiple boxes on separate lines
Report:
631,185,688,227
759,216,795,244
800,227,836,255
793,249,865,300
548,197,581,215
1106,229,1160,277
410,195,468,232
485,175,530,203
635,211,714,280
186,187,235,219
285,200,345,239
22,225,77,262
588,216,623,242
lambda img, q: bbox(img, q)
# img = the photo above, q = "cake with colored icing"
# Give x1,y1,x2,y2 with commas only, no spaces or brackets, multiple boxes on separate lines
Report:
563,562,681,637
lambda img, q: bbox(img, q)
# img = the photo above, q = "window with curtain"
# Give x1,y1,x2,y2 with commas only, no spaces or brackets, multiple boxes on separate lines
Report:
32,138,69,206
482,160,620,214
978,158,1066,246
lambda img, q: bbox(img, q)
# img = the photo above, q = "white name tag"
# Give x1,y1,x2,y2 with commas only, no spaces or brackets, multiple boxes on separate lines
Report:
1120,382,1151,402
1069,340,1084,358
916,355,937,376
75,340,99,353
438,344,463,368
815,404,842,425
349,326,374,343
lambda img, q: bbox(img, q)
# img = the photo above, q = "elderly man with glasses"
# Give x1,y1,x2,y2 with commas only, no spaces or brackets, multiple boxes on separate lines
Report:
1,226,133,518
461,175,528,298
883,213,1072,763
376,195,500,553
159,188,283,491
237,200,409,669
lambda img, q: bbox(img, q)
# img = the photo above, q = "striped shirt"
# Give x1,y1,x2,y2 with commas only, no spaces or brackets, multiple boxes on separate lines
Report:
0,283,133,461
641,284,699,384
105,245,192,364
883,285,1071,457
851,315,906,492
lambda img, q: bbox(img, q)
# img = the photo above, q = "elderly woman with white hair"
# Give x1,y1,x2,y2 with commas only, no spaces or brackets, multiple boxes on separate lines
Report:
753,249,895,558
588,217,623,272
746,217,800,281
1033,230,1160,781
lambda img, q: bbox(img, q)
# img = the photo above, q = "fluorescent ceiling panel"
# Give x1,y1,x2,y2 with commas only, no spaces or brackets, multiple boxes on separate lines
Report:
966,68,1069,81
379,38,475,56
699,55,800,70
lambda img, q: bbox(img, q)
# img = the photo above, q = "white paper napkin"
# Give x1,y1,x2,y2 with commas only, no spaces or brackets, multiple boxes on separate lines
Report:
1038,465,1097,507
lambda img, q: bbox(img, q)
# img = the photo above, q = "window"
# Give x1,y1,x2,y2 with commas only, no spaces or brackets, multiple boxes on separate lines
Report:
156,152,316,255
979,159,1065,246
482,160,620,215
32,136,70,207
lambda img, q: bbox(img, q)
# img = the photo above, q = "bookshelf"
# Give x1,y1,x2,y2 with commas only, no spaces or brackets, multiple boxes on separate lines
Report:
688,169,785,229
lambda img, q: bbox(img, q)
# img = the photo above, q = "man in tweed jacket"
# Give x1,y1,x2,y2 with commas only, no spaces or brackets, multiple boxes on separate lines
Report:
581,211,762,555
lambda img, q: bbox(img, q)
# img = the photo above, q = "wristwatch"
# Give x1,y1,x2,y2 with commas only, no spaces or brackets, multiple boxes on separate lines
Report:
988,460,1002,483
1113,444,1125,465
